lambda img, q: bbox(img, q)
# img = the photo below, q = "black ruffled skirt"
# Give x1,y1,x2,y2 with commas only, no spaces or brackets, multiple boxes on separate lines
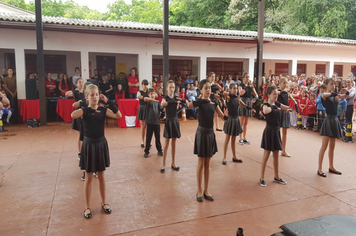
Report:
79,136,110,173
223,116,243,136
320,115,342,138
71,118,82,131
261,125,282,151
194,126,217,158
279,110,291,128
163,117,181,139
238,97,252,117
137,105,146,120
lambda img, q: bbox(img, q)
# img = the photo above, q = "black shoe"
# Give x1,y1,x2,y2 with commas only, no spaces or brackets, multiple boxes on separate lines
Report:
222,160,227,165
259,179,266,187
78,153,81,160
84,208,92,219
238,139,244,145
160,168,165,173
273,177,287,185
243,139,250,145
101,204,112,214
329,168,342,175
144,153,149,158
141,144,144,148
317,171,327,177
81,171,85,181
203,193,214,201
232,158,243,163
216,128,222,132
171,165,180,171
196,193,204,202
157,151,163,156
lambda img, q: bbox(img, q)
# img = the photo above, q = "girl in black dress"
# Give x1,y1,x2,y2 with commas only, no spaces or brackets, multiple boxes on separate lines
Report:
188,79,226,202
161,80,187,173
65,78,85,159
317,78,344,177
207,72,224,132
71,84,122,219
259,86,292,187
222,82,255,165
278,77,298,157
137,79,149,147
238,73,258,145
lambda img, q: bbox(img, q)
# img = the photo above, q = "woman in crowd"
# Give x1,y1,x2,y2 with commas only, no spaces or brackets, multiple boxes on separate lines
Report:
128,67,139,98
206,72,223,132
58,73,72,96
137,79,149,148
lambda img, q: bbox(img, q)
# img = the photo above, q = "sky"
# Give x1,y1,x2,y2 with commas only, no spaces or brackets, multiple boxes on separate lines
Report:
24,0,132,13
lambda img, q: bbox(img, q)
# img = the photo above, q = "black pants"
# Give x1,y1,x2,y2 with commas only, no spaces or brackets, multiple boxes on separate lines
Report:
317,110,326,131
346,105,353,124
308,114,316,129
145,124,162,153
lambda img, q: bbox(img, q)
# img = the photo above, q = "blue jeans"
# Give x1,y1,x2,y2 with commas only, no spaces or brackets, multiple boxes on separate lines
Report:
129,93,137,99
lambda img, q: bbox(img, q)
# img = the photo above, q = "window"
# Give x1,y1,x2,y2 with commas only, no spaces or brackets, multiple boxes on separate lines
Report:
275,63,289,76
333,65,343,77
152,59,192,75
206,61,243,77
315,64,326,75
25,54,67,75
297,64,306,75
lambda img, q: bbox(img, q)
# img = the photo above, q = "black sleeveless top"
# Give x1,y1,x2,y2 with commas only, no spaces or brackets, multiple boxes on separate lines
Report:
227,96,239,116
240,83,252,98
263,102,281,127
210,83,219,100
164,95,178,119
322,96,338,116
277,90,289,106
194,100,218,128
139,90,148,106
73,89,85,102
82,106,107,139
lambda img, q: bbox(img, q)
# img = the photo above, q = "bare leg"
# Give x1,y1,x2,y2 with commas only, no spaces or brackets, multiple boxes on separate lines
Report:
197,157,205,197
78,131,81,153
281,128,290,157
162,138,170,169
260,150,271,180
231,136,237,159
140,120,146,145
171,138,177,167
97,171,106,205
243,117,249,140
203,157,212,196
223,134,230,162
84,171,93,212
239,117,245,140
272,151,280,179
328,138,337,171
318,136,330,173
214,112,220,130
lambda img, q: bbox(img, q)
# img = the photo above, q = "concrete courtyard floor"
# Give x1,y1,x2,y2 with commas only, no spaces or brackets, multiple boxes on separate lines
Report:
0,118,356,236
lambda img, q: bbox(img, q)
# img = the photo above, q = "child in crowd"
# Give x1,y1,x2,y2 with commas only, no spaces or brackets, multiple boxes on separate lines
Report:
137,80,149,148
290,85,300,126
337,96,347,137
157,87,163,104
298,90,308,129
259,86,292,187
115,84,125,101
315,84,326,132
143,88,163,158
306,93,317,131
0,101,13,124
71,84,122,219
180,87,187,100
188,79,226,202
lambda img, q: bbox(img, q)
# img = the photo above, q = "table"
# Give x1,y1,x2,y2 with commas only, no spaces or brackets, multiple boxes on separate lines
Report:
117,99,141,128
56,99,75,123
20,99,40,123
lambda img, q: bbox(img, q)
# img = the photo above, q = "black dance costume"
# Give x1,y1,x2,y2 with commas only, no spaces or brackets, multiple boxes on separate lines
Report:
193,100,218,157
210,83,219,103
137,90,148,120
261,102,282,151
163,96,181,139
320,96,342,138
71,89,85,141
238,83,254,117
80,106,110,173
223,94,243,136
278,90,291,128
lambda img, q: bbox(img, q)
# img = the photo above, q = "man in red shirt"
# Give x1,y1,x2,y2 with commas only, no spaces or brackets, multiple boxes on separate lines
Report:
45,72,56,97
128,68,139,98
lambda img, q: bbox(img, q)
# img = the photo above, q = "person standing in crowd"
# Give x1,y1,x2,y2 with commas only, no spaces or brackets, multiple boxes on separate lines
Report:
58,73,72,96
137,79,149,148
3,68,17,123
117,72,128,98
238,72,258,145
317,78,344,177
315,84,326,132
71,84,121,219
72,67,81,87
128,67,139,98
307,93,317,131
99,75,113,100
340,79,355,126
259,86,292,187
45,72,56,97
88,69,100,85
206,72,223,131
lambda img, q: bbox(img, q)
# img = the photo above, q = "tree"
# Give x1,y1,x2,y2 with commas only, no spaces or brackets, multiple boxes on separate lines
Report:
107,0,130,21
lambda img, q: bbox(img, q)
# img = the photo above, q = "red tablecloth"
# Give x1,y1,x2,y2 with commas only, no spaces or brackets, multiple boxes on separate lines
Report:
20,99,40,123
56,99,75,123
117,99,141,128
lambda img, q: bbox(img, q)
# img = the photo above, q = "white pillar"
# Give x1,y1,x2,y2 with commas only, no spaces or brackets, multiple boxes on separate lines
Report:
15,48,26,99
138,52,152,88
288,59,297,76
326,61,334,78
80,51,89,81
199,56,207,81
243,57,255,81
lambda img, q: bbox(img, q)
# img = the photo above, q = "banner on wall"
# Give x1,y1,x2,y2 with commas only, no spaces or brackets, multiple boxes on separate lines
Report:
116,63,127,77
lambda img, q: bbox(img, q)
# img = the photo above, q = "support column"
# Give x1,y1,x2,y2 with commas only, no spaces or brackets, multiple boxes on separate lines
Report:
244,57,255,81
138,52,152,89
288,59,297,76
80,51,89,81
199,56,206,81
326,61,334,78
15,48,26,100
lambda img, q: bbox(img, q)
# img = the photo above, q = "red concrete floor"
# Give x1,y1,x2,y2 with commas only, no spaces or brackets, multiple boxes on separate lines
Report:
0,118,356,236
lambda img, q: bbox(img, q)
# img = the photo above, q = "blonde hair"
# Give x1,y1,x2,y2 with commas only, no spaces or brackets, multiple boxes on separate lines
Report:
85,84,99,104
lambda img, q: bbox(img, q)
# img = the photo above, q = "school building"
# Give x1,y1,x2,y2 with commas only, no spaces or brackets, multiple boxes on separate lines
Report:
1,2,356,101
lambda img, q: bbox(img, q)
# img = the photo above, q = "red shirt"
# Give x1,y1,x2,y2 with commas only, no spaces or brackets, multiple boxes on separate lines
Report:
128,76,139,94
157,94,163,103
306,99,317,114
58,81,71,96
298,97,308,116
179,92,186,100
45,79,56,97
